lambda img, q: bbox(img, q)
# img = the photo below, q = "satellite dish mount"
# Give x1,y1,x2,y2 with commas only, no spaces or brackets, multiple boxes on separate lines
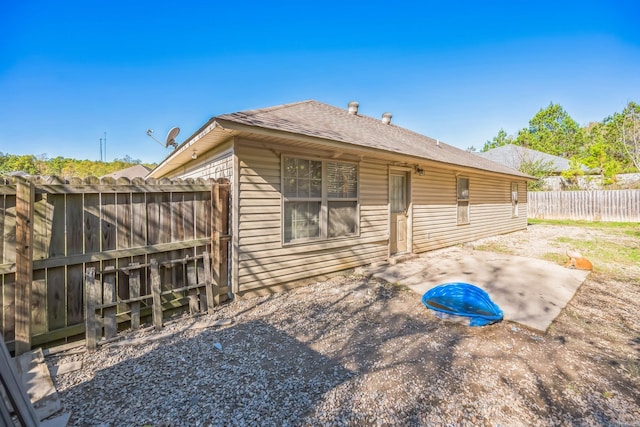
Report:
165,127,180,149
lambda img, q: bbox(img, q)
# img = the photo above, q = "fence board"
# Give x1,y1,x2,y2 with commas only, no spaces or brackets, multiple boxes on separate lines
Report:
101,193,116,251
159,193,171,244
85,193,100,253
131,193,146,247
184,192,195,241
85,267,98,352
187,261,198,314
528,190,640,222
102,265,117,339
49,194,66,257
116,193,131,249
2,273,15,342
117,257,130,314
147,193,161,245
33,193,50,260
0,195,4,266
67,194,83,256
1,194,16,265
129,264,141,329
67,264,84,326
150,259,162,330
31,269,47,336
196,191,208,239
46,266,66,331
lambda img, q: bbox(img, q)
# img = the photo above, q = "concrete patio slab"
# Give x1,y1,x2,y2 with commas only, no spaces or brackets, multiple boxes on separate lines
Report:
359,247,590,332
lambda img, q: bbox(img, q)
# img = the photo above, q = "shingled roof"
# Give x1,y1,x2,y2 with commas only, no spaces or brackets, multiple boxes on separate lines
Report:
475,144,583,174
215,100,532,179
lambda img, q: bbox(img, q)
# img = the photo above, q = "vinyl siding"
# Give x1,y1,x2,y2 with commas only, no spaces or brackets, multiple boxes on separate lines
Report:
412,168,528,252
161,136,528,294
165,140,234,183
235,142,388,291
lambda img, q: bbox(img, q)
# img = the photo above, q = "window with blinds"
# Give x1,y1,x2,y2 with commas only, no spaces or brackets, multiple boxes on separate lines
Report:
283,157,359,243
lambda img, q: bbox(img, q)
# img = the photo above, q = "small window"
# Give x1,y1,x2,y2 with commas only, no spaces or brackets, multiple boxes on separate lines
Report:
511,182,519,217
390,174,407,213
457,177,469,225
283,157,358,244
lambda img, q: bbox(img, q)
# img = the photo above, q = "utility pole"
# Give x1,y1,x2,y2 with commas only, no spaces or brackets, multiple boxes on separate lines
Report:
103,131,107,162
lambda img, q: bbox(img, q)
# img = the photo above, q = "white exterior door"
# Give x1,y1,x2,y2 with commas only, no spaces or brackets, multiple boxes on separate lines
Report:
390,173,408,254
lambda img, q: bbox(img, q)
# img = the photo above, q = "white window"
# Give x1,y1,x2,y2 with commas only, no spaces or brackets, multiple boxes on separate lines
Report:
511,182,519,217
457,177,469,225
283,157,358,243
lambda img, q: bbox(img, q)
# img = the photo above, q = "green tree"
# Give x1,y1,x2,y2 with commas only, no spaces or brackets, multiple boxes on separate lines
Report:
114,155,141,164
580,122,621,185
0,154,39,174
482,128,513,152
617,101,640,171
0,152,155,179
515,103,583,158
518,155,556,191
561,158,586,187
44,156,69,176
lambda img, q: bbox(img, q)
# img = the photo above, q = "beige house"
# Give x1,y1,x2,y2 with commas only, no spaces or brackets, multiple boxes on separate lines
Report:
148,100,533,294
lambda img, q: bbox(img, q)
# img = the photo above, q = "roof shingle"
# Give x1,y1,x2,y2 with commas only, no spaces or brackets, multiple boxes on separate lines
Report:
216,100,531,178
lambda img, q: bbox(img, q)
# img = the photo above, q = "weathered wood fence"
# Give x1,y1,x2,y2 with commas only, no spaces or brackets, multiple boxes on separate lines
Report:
0,175,230,355
528,190,640,222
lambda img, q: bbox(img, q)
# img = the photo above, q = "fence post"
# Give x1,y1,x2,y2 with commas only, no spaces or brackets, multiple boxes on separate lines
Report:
129,263,141,329
204,252,215,313
219,183,230,292
102,266,117,340
150,259,163,331
85,267,98,352
211,183,221,306
14,178,34,356
186,259,199,314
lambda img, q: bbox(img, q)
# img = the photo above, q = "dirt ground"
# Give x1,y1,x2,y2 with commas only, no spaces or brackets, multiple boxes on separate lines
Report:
49,223,640,426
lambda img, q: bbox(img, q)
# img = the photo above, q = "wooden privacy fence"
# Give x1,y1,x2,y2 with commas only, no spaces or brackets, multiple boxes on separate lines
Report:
528,190,640,222
0,175,230,355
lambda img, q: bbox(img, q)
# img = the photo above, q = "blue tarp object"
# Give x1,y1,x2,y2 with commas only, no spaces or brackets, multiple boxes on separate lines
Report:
421,282,503,326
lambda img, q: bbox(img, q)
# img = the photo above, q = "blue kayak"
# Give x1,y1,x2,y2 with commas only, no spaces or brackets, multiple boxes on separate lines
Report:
422,283,503,326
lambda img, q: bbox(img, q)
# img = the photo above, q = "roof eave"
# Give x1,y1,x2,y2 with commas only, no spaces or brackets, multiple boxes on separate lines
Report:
147,119,236,178
216,119,535,181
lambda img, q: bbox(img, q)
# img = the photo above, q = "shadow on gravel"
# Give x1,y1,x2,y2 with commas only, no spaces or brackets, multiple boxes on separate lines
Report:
59,320,353,426
265,281,467,424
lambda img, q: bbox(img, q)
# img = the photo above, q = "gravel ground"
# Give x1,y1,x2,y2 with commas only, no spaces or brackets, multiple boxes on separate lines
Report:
47,224,640,426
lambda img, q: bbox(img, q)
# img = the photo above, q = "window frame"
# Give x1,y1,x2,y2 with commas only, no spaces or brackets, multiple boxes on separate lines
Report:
456,176,470,225
511,182,519,217
282,155,360,245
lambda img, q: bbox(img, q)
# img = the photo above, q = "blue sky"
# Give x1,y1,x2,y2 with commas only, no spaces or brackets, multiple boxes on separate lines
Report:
1,0,639,164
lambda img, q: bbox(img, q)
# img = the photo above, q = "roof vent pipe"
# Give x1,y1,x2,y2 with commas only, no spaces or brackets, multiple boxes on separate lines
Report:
348,101,359,115
381,112,392,124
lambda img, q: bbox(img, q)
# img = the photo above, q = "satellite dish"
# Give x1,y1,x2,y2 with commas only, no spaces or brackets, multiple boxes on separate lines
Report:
165,127,180,148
